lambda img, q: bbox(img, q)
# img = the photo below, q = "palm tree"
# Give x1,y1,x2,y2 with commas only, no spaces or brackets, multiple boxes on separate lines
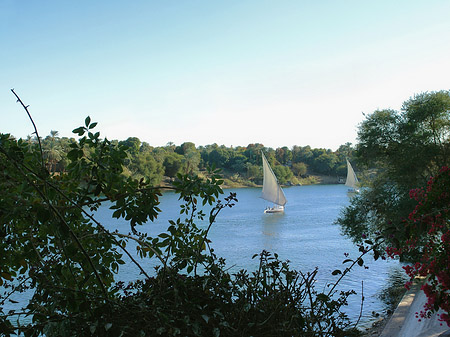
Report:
43,131,62,173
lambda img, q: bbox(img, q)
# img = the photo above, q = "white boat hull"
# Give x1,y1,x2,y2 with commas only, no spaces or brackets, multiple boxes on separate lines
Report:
264,206,284,213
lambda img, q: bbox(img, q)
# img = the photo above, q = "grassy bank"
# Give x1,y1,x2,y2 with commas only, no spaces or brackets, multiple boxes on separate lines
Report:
160,172,344,189
220,174,343,188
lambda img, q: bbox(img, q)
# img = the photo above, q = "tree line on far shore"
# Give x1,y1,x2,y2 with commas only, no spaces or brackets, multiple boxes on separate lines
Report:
33,132,357,186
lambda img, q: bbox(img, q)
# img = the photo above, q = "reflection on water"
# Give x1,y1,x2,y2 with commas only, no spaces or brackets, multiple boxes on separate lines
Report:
2,184,408,329
261,213,284,251
378,263,409,312
209,185,406,325
262,212,284,225
261,212,283,234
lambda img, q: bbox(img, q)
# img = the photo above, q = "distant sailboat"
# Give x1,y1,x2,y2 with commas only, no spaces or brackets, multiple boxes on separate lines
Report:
261,152,287,213
345,159,359,193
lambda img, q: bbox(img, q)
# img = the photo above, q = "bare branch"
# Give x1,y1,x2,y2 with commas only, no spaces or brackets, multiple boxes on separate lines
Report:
10,89,46,173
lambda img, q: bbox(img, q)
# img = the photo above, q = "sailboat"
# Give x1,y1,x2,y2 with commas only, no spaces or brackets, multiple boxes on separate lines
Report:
345,159,360,193
261,152,287,213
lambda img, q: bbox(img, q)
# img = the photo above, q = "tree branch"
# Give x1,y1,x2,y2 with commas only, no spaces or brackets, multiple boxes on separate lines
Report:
11,89,46,173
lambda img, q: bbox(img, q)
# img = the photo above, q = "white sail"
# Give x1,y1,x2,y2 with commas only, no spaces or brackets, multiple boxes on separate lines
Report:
345,159,359,189
261,152,287,206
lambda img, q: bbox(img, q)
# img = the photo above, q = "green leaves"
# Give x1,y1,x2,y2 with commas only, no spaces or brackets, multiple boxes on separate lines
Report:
0,107,369,336
1,116,165,335
73,116,100,139
72,126,85,136
338,90,450,252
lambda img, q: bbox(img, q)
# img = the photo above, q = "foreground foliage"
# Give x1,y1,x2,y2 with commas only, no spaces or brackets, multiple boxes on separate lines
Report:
337,90,450,251
336,90,450,326
1,94,364,336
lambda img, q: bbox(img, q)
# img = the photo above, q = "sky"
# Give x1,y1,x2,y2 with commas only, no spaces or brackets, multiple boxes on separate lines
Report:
1,0,450,150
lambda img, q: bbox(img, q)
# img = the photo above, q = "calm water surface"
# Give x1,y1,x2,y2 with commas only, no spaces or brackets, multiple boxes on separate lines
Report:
98,184,405,326
4,184,405,328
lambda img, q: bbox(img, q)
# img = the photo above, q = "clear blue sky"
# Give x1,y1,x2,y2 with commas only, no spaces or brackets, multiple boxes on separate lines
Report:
2,0,449,150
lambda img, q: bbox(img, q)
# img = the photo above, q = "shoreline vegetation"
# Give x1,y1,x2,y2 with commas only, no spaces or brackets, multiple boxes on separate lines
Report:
23,129,357,191
220,173,342,188
161,173,343,189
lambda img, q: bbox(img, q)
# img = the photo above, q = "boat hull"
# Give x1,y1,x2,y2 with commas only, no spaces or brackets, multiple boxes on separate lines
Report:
264,206,284,213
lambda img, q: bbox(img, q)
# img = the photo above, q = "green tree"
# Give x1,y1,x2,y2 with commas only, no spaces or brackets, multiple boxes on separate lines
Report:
175,141,196,155
139,141,153,154
243,143,265,165
133,151,164,184
208,147,231,168
165,141,176,151
336,143,355,162
275,146,292,165
163,151,184,177
272,165,293,185
42,130,63,173
292,145,313,164
0,112,226,335
337,90,450,248
228,153,247,174
245,162,262,183
119,137,141,155
121,138,164,184
313,152,338,175
292,162,308,177
182,148,201,174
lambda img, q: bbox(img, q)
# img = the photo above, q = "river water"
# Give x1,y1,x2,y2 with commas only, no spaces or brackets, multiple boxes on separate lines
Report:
97,183,405,327
3,184,406,328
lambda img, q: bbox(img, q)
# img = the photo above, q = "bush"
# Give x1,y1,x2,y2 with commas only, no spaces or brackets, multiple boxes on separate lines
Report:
1,94,366,336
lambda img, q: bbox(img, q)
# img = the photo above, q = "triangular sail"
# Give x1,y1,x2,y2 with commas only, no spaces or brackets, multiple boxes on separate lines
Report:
345,159,359,189
261,152,287,206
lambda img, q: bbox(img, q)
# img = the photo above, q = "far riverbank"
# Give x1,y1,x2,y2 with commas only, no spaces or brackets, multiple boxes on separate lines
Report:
160,174,344,189
220,174,343,188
